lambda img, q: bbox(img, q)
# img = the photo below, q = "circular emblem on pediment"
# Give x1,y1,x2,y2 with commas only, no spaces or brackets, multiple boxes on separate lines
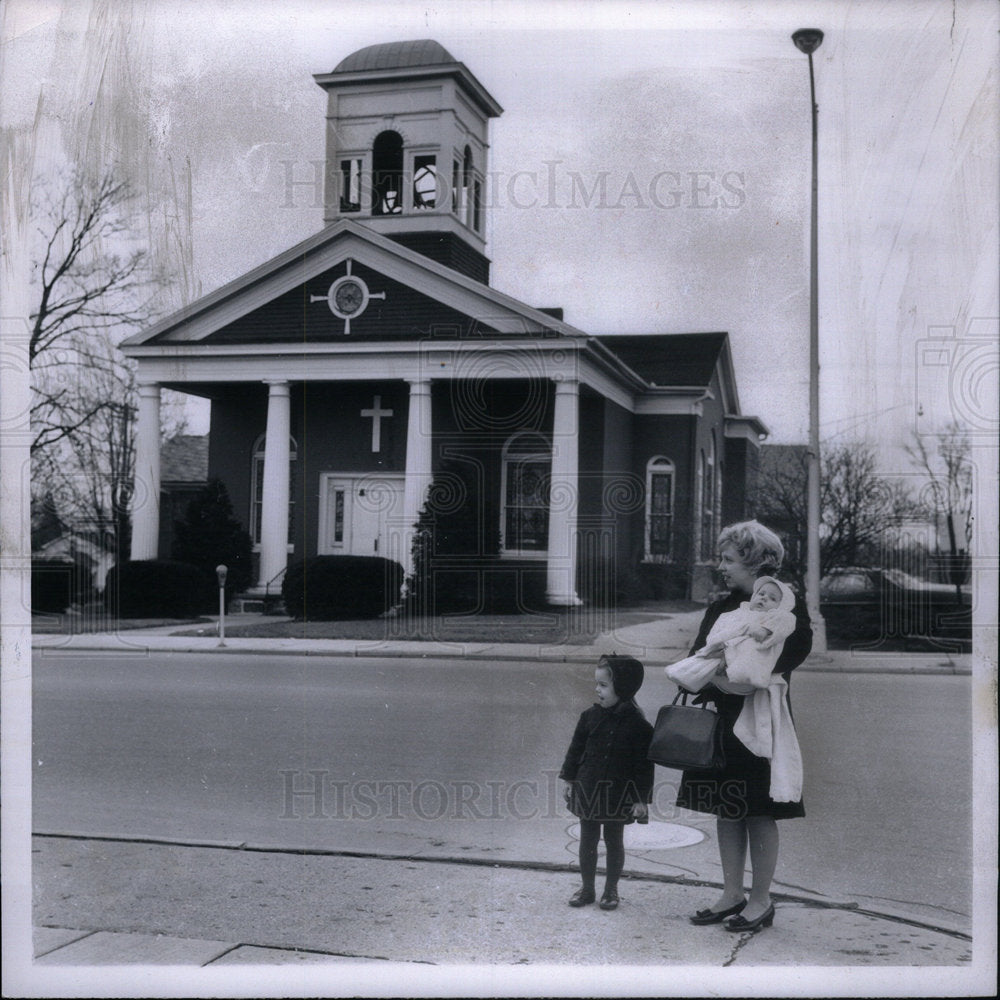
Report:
309,259,386,334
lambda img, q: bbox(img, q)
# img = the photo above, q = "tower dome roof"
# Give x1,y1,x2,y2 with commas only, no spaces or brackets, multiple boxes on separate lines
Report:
333,39,457,74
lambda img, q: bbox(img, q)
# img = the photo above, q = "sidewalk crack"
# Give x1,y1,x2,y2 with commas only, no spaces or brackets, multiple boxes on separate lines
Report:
722,932,752,967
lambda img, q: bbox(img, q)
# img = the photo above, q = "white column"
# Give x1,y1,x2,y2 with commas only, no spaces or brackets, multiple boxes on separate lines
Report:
257,381,291,590
401,379,433,578
546,377,582,606
130,382,162,561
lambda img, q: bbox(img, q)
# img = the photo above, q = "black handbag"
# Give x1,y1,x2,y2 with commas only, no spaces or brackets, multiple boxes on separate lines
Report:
647,691,725,771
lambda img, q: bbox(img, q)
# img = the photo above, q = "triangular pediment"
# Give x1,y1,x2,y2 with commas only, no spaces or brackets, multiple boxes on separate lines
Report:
205,258,501,343
122,221,581,349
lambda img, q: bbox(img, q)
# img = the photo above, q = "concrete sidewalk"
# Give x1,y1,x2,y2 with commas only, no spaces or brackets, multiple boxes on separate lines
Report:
30,609,973,675
28,834,973,971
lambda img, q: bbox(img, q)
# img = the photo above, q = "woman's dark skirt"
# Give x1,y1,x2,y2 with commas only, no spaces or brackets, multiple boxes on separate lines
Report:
675,690,805,820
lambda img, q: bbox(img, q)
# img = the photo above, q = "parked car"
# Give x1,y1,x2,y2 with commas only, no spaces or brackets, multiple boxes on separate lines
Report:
820,566,971,648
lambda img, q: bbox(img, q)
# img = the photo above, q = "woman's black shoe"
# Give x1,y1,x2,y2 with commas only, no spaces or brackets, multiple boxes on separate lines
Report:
724,903,775,932
599,889,619,910
689,899,747,925
568,888,596,907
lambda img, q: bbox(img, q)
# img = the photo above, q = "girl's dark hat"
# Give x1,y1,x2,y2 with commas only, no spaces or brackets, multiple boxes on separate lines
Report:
600,654,645,700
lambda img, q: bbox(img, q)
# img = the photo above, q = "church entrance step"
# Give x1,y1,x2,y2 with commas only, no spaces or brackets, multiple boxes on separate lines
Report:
228,595,286,615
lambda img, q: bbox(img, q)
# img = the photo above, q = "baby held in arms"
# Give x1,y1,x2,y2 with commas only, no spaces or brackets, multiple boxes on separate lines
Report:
666,577,797,694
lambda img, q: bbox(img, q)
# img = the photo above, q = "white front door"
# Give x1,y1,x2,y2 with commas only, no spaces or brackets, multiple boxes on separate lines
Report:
319,474,405,561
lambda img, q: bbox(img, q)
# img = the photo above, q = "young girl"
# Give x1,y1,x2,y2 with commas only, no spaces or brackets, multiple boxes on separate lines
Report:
559,654,654,910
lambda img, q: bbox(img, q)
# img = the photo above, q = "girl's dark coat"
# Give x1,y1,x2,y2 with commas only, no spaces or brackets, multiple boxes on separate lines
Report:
560,701,654,823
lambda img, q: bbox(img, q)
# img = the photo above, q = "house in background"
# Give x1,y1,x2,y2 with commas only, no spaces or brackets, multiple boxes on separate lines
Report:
31,494,117,599
121,39,768,606
158,434,209,557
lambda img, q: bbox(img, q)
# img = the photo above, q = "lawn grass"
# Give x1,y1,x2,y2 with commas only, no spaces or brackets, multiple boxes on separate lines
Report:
34,601,703,645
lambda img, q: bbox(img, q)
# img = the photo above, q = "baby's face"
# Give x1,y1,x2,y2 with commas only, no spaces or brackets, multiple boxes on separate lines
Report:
750,583,782,611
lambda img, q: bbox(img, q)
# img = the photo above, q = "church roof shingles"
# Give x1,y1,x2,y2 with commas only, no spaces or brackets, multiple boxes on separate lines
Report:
161,435,209,483
594,332,728,387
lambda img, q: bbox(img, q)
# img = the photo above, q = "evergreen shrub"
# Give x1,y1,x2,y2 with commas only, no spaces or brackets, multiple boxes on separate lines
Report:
405,462,531,614
282,556,404,620
171,479,254,610
104,559,204,618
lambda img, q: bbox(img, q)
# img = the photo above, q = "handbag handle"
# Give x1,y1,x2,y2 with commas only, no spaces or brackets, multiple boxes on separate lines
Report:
672,689,714,711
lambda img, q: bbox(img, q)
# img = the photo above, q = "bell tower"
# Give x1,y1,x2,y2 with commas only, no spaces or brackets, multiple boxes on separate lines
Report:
314,39,503,282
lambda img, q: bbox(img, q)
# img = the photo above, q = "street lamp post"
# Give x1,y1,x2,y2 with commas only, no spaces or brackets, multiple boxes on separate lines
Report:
792,27,827,652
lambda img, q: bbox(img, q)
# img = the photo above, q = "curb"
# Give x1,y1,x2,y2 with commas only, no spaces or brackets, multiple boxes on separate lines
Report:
32,830,973,941
30,635,972,675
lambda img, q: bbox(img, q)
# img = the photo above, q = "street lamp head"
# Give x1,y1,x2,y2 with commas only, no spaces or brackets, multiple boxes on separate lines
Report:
792,29,824,55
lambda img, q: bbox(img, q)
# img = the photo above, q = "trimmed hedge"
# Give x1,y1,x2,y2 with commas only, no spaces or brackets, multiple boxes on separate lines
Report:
282,556,404,620
31,560,79,613
104,559,204,619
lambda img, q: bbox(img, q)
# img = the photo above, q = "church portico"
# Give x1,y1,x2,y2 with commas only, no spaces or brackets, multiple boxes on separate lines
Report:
132,364,584,601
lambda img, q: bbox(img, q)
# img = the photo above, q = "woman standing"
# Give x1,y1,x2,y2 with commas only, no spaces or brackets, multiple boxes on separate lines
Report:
676,520,812,932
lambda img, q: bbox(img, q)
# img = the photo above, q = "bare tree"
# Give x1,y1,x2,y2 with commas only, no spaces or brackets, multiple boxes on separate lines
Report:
820,446,923,572
32,332,138,562
29,169,157,456
28,168,165,567
752,441,923,586
905,422,973,601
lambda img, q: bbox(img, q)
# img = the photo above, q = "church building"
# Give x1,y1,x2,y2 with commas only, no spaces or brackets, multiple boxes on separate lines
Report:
121,39,767,607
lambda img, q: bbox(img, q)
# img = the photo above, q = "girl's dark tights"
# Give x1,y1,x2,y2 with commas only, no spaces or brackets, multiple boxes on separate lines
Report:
578,819,626,892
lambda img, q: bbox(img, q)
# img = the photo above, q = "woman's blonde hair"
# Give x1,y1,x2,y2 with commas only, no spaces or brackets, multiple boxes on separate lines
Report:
717,520,784,576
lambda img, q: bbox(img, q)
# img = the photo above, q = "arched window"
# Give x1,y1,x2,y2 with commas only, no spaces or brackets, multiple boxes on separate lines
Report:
645,456,675,560
372,131,403,215
250,433,298,549
500,431,550,557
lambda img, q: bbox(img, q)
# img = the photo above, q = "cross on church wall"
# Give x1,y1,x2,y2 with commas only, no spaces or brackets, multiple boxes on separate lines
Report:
361,395,393,452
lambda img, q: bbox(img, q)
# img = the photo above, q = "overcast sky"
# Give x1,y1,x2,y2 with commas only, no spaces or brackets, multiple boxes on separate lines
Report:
3,0,997,462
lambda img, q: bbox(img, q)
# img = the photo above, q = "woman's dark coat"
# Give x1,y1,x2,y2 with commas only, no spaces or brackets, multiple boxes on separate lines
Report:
676,587,812,820
560,700,654,823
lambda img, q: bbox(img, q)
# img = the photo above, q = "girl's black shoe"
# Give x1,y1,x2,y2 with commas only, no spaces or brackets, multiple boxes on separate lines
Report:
689,899,747,925
724,903,775,932
568,888,596,907
599,889,619,910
